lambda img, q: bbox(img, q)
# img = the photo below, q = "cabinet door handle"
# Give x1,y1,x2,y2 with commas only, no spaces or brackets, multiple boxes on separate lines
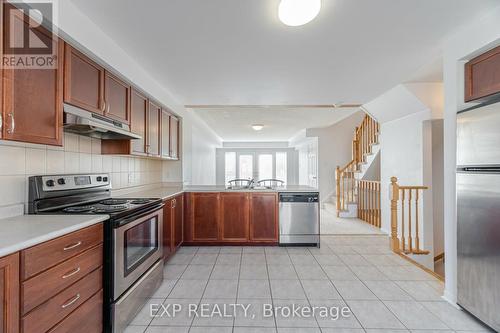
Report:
0,113,3,132
61,294,80,308
107,103,110,114
62,267,81,279
63,241,82,251
102,100,106,113
172,199,176,208
6,113,15,134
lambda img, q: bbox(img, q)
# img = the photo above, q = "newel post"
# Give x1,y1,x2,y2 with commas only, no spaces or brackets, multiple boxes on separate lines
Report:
390,177,400,252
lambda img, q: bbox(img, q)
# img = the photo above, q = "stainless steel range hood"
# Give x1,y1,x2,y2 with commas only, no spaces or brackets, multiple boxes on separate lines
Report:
63,104,141,140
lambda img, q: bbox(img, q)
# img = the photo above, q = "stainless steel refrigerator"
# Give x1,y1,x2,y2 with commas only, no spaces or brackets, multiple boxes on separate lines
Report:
457,99,500,332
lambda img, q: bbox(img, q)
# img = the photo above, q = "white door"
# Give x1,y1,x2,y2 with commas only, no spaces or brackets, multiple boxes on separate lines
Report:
307,146,318,188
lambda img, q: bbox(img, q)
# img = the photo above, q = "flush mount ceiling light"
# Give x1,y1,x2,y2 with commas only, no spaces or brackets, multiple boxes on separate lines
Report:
278,0,321,27
252,124,264,131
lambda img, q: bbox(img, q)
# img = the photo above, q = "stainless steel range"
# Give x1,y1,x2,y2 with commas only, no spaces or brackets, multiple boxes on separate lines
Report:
28,173,164,333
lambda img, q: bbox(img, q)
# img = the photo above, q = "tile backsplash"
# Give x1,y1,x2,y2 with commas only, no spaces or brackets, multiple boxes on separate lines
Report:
0,133,163,218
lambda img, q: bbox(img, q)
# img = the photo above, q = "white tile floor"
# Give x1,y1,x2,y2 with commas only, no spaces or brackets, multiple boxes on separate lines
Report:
124,235,493,333
320,209,384,235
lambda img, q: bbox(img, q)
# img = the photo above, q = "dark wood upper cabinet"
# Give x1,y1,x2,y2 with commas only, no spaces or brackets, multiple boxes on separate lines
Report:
0,253,20,333
161,109,171,159
189,193,220,241
101,94,182,160
249,193,278,242
64,44,105,114
220,193,249,242
465,45,500,102
2,8,63,146
130,89,148,156
148,101,161,157
170,116,179,159
104,71,131,124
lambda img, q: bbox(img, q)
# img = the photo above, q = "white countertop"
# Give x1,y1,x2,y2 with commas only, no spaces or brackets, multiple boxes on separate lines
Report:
0,215,108,258
116,185,319,201
116,186,185,200
184,185,320,193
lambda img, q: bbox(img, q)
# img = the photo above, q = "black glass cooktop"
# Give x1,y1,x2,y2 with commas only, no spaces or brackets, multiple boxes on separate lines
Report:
54,198,162,219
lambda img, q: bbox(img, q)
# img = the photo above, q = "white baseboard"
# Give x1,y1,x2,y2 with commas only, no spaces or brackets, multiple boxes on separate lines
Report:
442,290,459,308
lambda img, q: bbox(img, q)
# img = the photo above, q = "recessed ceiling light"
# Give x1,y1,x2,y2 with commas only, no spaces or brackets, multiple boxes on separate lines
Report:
278,0,321,27
252,124,264,131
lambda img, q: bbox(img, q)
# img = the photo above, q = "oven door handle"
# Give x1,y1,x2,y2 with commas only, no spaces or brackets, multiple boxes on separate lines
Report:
114,204,164,228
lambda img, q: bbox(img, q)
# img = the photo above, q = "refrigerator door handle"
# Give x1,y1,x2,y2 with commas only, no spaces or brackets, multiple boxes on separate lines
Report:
457,166,500,173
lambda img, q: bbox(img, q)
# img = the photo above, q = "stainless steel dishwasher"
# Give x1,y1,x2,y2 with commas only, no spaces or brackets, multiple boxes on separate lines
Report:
279,192,320,246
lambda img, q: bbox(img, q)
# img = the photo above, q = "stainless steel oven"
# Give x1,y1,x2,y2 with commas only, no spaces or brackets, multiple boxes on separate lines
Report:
113,207,163,298
26,173,166,333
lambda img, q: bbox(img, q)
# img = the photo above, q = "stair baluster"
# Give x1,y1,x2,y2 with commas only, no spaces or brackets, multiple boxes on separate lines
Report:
390,177,430,255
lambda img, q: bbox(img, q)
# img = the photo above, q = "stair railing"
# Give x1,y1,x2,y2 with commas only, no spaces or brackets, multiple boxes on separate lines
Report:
357,180,381,227
353,114,380,165
336,161,357,215
336,114,380,220
390,177,430,255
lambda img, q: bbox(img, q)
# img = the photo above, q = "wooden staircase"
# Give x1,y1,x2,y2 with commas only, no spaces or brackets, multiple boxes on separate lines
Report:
335,114,381,227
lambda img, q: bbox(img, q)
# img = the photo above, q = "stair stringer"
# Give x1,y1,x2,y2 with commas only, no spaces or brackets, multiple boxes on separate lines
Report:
355,143,380,180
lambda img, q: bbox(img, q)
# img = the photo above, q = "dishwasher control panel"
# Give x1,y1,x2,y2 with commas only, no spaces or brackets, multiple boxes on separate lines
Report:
279,193,319,203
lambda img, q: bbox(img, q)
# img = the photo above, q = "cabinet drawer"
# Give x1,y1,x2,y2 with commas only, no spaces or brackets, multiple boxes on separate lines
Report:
21,267,102,333
21,224,103,280
47,290,103,333
22,245,102,315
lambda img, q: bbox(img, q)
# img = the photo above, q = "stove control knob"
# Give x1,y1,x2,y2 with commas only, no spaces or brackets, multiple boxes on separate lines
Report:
57,178,66,185
103,177,108,182
46,179,55,187
96,176,102,182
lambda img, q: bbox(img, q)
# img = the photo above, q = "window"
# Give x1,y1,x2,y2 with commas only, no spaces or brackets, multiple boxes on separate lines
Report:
222,151,288,185
239,154,253,180
258,154,273,180
276,152,287,184
225,152,236,184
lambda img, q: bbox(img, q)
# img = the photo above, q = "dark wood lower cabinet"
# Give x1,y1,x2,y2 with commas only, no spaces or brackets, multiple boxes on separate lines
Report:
47,290,102,333
163,194,184,259
21,245,102,315
187,193,220,242
249,193,279,242
163,200,174,259
0,253,20,333
20,226,103,333
21,268,102,333
220,193,249,242
173,195,184,249
183,192,278,245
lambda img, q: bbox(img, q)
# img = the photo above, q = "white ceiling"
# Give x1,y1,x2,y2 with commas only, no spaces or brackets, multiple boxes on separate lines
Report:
68,0,499,106
191,107,358,141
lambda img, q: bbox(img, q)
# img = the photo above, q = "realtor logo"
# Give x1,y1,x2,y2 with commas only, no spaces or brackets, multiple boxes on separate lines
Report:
2,2,58,69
